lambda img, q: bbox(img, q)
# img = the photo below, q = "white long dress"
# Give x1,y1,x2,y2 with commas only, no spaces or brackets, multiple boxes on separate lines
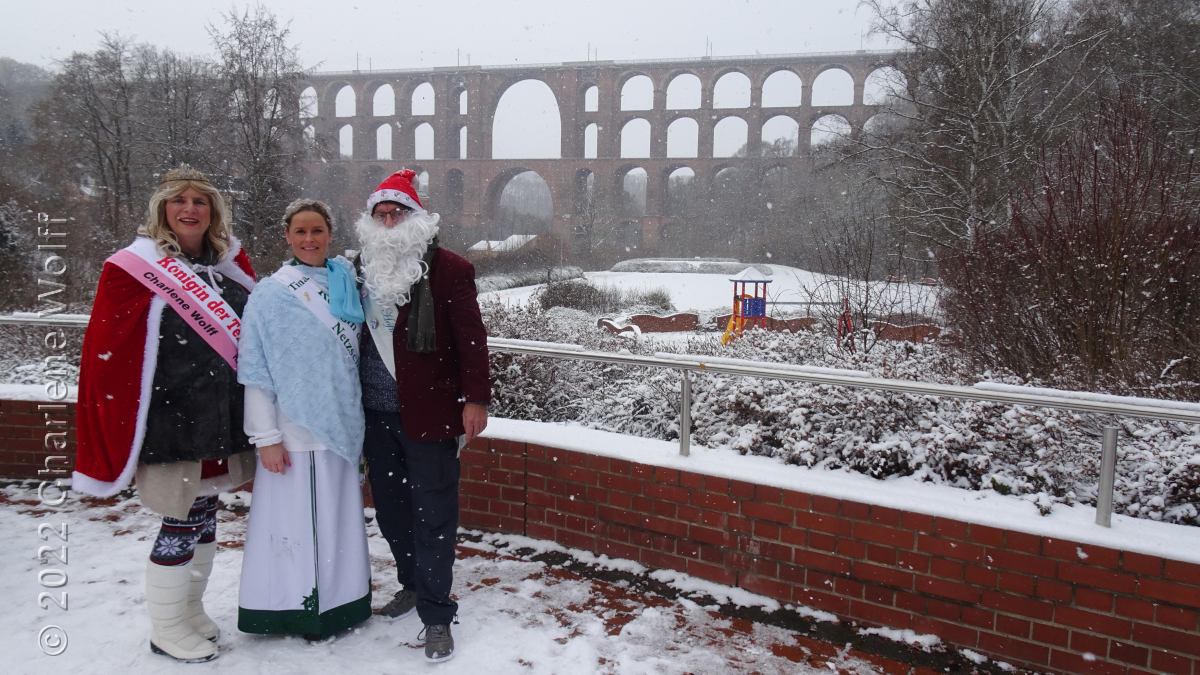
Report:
237,391,372,638
236,264,371,639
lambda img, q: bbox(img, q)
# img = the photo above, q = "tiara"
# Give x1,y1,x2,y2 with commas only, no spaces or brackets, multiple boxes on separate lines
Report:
159,164,213,186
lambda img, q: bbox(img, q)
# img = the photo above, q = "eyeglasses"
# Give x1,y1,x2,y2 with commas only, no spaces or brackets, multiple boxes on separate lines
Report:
372,206,412,223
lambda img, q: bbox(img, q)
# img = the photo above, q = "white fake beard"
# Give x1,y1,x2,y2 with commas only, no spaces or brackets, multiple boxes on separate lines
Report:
355,210,441,308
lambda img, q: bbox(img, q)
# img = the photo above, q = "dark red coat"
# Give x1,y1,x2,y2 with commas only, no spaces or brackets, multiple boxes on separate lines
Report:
391,248,491,441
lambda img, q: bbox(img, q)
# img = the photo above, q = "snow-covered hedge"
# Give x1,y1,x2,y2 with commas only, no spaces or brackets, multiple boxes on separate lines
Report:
610,258,773,275
476,266,583,294
483,301,1200,526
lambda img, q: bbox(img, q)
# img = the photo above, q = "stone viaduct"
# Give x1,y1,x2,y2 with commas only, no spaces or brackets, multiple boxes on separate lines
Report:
297,49,905,249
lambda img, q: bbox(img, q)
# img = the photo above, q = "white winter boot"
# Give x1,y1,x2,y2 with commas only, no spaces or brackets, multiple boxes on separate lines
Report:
146,560,219,662
184,542,220,641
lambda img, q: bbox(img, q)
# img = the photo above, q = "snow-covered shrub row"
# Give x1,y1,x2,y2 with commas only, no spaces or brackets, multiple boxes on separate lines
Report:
483,302,1200,526
610,258,773,275
0,324,83,385
536,279,672,315
476,266,583,294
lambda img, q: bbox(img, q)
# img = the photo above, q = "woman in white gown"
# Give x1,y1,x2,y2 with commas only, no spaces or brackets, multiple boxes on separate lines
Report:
236,198,371,639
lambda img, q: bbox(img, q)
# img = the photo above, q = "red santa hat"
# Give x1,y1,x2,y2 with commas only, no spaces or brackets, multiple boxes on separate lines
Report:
367,169,424,214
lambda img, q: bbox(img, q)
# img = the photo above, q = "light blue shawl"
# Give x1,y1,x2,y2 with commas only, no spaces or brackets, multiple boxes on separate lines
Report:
237,257,364,464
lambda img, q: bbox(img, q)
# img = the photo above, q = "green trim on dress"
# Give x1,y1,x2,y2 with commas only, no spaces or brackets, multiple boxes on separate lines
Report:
238,592,371,639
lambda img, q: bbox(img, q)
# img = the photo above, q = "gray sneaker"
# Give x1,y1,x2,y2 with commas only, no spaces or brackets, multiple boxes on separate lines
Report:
421,624,454,662
378,589,416,618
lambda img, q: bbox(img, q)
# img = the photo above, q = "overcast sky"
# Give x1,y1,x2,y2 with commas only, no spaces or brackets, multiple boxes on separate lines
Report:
3,2,900,163
3,0,893,72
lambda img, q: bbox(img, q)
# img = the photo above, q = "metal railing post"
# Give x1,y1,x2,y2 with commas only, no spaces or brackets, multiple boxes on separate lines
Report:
679,369,691,457
1095,426,1118,527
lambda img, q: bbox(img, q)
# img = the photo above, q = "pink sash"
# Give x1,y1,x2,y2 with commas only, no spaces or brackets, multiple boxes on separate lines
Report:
108,248,244,369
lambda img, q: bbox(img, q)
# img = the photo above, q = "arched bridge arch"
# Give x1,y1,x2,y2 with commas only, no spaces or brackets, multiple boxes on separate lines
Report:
298,49,905,249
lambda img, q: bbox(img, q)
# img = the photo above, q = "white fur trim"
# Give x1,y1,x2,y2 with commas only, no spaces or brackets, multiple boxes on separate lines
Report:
220,235,256,290
218,256,256,292
131,296,166,480
367,189,423,214
70,471,123,497
69,295,165,497
127,235,161,258
128,234,255,292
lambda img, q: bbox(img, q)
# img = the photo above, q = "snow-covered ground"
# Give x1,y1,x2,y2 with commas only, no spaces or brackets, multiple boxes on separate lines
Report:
10,413,1196,674
480,261,942,321
4,484,913,675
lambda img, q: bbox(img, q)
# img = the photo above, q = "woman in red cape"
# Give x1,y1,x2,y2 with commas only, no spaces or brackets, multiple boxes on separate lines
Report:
73,165,256,663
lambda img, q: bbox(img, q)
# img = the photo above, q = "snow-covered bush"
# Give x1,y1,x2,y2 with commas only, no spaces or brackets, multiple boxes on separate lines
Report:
483,303,1200,526
610,258,771,275
536,279,672,315
476,266,583,294
0,323,83,384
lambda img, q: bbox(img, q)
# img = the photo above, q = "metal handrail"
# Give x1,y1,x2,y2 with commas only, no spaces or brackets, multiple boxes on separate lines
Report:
0,313,91,328
6,314,1199,526
489,338,1200,424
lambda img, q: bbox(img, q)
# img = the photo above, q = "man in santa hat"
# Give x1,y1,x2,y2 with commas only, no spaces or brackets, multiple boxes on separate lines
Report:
356,169,490,663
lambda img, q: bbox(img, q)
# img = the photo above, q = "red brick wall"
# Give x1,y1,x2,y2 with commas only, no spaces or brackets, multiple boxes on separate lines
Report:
0,399,75,479
871,322,942,342
460,437,1200,675
597,313,700,334
628,313,699,332
598,313,942,342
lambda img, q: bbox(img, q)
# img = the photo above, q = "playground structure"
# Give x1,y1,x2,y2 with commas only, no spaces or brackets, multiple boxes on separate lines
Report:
718,270,861,349
720,269,772,345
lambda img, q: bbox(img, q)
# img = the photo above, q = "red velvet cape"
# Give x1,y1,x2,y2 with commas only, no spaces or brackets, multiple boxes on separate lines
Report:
72,237,255,497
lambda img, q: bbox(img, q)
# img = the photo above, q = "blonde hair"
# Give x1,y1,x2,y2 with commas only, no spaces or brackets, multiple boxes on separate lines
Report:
281,198,335,231
139,164,233,258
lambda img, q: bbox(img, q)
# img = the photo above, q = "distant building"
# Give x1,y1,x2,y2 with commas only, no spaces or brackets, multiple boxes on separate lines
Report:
467,234,538,256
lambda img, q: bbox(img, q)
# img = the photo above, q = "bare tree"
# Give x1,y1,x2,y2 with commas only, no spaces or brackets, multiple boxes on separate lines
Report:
1068,0,1200,135
208,6,308,262
0,200,35,310
572,175,633,265
940,91,1200,395
0,57,51,165
131,47,223,172
35,34,140,240
861,0,1103,245
801,173,933,353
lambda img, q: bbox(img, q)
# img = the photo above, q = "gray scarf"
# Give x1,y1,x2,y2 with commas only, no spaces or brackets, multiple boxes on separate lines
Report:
405,239,439,353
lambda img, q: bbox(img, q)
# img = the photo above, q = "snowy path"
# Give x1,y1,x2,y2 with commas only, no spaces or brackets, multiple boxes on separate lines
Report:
6,486,909,675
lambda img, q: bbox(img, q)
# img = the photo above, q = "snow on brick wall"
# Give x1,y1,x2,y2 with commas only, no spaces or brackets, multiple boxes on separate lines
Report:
458,437,1200,675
